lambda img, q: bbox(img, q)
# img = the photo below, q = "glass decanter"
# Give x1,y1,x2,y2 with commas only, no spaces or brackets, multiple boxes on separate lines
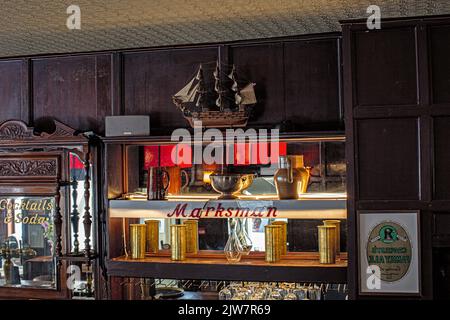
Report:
236,218,253,255
219,286,232,300
224,218,243,263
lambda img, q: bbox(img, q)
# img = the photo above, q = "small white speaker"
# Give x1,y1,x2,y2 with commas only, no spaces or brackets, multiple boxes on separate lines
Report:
105,115,150,137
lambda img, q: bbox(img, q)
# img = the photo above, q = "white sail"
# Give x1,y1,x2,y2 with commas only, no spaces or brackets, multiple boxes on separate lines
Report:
231,80,239,92
216,95,222,108
213,61,220,81
173,77,198,103
235,92,242,105
195,92,202,107
227,65,235,79
186,83,199,103
228,65,239,92
195,66,203,80
213,61,224,109
239,83,257,105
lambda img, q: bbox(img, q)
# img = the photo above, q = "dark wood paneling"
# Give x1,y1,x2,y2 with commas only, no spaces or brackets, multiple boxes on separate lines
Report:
432,247,450,298
123,47,218,132
32,54,112,134
284,39,341,129
433,212,450,236
433,117,450,199
1,36,342,135
432,212,450,248
106,144,123,199
354,28,418,107
231,43,285,126
356,118,420,200
0,60,28,122
429,25,450,105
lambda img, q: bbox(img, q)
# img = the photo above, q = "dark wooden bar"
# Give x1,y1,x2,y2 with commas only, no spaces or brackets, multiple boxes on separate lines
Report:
1,8,450,300
107,255,347,283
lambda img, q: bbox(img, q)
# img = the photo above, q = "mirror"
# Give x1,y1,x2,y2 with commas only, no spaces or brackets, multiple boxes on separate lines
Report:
122,139,347,255
138,217,346,254
0,197,56,289
126,140,346,197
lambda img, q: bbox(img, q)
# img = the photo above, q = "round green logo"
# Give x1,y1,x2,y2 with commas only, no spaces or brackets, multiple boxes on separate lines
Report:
366,221,412,282
378,225,398,244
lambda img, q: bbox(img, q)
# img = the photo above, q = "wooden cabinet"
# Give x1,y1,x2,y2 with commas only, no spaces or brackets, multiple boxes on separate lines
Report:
342,15,450,300
0,119,101,299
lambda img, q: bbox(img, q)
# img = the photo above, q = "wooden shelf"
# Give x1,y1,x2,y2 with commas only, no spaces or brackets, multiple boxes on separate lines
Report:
106,252,347,283
101,131,345,145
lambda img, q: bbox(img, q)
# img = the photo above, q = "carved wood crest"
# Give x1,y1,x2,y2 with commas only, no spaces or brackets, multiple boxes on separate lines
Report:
0,159,57,177
0,119,85,144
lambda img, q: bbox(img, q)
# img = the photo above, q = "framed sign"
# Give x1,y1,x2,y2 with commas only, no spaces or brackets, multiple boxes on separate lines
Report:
358,211,420,295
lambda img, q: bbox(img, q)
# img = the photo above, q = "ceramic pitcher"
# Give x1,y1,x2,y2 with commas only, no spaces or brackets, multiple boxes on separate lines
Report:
274,155,310,199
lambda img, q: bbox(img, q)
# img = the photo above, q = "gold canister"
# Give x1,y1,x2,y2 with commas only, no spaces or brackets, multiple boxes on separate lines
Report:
323,220,341,258
145,220,160,253
170,224,187,261
271,221,288,255
130,224,146,259
265,225,282,263
317,225,336,264
183,220,199,254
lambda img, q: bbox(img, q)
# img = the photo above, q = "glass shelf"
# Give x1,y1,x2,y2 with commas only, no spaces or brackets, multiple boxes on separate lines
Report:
109,194,347,220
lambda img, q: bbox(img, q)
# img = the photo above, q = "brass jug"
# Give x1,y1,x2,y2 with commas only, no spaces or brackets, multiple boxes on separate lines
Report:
274,155,310,199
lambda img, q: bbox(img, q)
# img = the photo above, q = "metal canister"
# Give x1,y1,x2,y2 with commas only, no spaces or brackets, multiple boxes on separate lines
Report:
183,219,199,254
323,220,341,259
170,224,187,261
271,221,288,255
145,220,159,253
265,225,282,263
130,224,146,259
317,225,336,264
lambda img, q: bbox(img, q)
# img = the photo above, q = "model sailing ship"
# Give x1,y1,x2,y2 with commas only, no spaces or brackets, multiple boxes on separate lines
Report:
173,61,257,128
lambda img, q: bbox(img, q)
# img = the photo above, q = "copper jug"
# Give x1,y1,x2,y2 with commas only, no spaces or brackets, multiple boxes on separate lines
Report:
274,155,310,199
166,167,190,195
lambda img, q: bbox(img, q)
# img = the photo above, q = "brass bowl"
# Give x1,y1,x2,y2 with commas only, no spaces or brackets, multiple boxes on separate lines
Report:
241,174,255,191
210,173,251,199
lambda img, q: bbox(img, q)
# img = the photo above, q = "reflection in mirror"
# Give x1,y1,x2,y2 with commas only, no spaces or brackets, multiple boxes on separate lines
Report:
138,217,346,254
0,197,56,289
125,140,346,199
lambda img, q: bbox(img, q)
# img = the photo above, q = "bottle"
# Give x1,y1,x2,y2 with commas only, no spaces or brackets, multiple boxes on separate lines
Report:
236,218,252,255
224,218,243,263
3,254,13,285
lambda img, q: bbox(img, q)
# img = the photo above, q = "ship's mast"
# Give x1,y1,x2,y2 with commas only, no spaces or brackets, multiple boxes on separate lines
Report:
229,65,242,110
213,60,224,111
195,64,208,112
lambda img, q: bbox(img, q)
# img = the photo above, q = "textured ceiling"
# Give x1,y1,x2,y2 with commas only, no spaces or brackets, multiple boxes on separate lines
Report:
0,0,449,57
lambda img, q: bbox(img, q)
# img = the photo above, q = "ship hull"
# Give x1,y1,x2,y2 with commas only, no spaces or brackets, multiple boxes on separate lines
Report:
186,111,249,128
